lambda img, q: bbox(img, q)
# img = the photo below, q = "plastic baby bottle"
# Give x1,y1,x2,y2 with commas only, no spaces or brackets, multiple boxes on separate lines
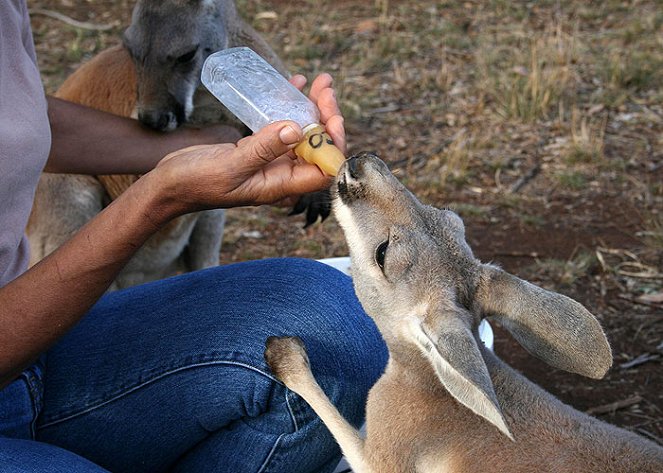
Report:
201,47,345,176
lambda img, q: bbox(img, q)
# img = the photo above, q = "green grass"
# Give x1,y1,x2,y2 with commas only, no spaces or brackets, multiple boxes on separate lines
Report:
557,171,587,190
521,214,546,227
601,50,663,93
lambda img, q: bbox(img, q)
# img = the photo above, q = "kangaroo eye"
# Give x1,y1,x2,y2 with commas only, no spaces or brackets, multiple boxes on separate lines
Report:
176,47,198,64
375,240,389,270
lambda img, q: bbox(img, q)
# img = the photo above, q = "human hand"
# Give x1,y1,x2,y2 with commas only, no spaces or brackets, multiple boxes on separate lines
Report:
289,72,346,154
151,73,345,214
151,120,329,213
285,73,346,222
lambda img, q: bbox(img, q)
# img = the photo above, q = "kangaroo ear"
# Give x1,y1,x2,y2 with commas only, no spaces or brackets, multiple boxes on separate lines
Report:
405,314,513,440
475,265,612,379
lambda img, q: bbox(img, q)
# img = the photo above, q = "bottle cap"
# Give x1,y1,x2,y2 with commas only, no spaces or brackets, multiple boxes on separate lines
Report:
294,124,346,176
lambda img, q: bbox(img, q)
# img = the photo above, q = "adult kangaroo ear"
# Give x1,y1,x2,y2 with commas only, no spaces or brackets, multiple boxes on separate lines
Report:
475,265,612,379
405,312,513,440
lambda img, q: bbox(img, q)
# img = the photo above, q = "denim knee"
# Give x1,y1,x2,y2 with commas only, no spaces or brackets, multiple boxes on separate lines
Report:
34,257,388,472
175,257,388,390
254,258,388,424
266,259,386,372
187,257,387,427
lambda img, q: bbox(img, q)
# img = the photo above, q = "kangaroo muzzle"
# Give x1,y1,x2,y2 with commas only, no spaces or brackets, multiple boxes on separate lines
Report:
137,98,187,132
336,152,387,203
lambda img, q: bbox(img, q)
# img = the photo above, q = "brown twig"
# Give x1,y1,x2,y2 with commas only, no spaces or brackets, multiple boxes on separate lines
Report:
619,353,661,370
617,294,663,308
510,163,541,193
29,8,116,31
586,395,643,415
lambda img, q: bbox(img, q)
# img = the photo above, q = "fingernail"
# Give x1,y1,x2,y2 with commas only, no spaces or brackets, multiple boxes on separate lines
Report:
279,125,301,145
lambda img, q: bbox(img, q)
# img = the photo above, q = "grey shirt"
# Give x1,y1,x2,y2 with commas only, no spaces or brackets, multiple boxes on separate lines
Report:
0,0,51,287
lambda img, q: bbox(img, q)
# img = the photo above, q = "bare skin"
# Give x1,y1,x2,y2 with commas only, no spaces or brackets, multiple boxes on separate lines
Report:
44,95,242,175
0,73,345,388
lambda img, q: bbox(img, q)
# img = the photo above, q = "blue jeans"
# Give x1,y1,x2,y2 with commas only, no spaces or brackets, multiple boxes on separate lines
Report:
0,258,387,472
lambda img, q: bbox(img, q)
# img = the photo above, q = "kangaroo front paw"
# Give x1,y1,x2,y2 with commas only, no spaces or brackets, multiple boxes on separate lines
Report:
264,336,311,386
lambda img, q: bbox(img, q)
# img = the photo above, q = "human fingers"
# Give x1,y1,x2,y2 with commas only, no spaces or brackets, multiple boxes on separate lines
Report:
316,86,342,129
308,73,333,104
233,120,303,172
289,74,307,91
324,114,346,155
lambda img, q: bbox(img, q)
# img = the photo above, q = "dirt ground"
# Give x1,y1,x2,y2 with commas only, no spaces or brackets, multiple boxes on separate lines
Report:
30,0,662,445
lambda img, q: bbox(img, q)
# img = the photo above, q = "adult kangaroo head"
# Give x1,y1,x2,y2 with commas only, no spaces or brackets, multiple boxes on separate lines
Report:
123,0,237,131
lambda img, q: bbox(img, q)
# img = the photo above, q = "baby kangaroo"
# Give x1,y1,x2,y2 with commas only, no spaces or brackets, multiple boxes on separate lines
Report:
265,153,663,472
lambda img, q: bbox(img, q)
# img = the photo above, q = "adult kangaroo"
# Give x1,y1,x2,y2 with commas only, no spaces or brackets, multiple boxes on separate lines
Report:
28,0,297,290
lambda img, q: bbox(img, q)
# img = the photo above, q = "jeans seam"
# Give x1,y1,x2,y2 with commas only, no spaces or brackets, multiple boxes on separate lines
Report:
29,394,38,440
238,385,301,473
285,389,299,432
18,366,43,440
38,360,283,429
256,432,285,473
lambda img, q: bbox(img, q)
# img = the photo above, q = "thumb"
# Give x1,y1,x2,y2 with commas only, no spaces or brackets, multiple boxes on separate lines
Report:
236,121,303,168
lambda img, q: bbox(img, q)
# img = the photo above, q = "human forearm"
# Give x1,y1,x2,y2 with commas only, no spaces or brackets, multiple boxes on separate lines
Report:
45,96,241,175
0,75,343,387
0,173,177,387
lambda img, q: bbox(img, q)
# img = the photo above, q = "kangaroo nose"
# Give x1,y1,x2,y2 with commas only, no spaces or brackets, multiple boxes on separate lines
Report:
138,110,177,132
347,155,363,179
347,152,382,179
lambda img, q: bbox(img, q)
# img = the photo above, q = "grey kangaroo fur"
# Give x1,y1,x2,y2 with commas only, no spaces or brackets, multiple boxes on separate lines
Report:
265,153,663,472
28,0,287,290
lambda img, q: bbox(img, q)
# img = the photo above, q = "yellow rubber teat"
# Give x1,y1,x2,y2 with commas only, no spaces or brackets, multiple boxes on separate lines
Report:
294,124,346,176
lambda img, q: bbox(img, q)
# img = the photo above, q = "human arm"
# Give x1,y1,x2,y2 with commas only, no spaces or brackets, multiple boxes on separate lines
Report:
44,96,243,174
45,73,344,175
0,74,345,388
0,120,317,389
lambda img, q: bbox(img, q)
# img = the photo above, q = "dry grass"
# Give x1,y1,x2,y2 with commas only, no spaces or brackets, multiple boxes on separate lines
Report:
478,24,578,123
425,129,474,186
534,251,599,288
641,215,663,253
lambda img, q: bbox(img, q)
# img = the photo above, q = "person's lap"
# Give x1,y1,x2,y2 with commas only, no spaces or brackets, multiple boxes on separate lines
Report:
0,437,109,472
1,258,387,472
